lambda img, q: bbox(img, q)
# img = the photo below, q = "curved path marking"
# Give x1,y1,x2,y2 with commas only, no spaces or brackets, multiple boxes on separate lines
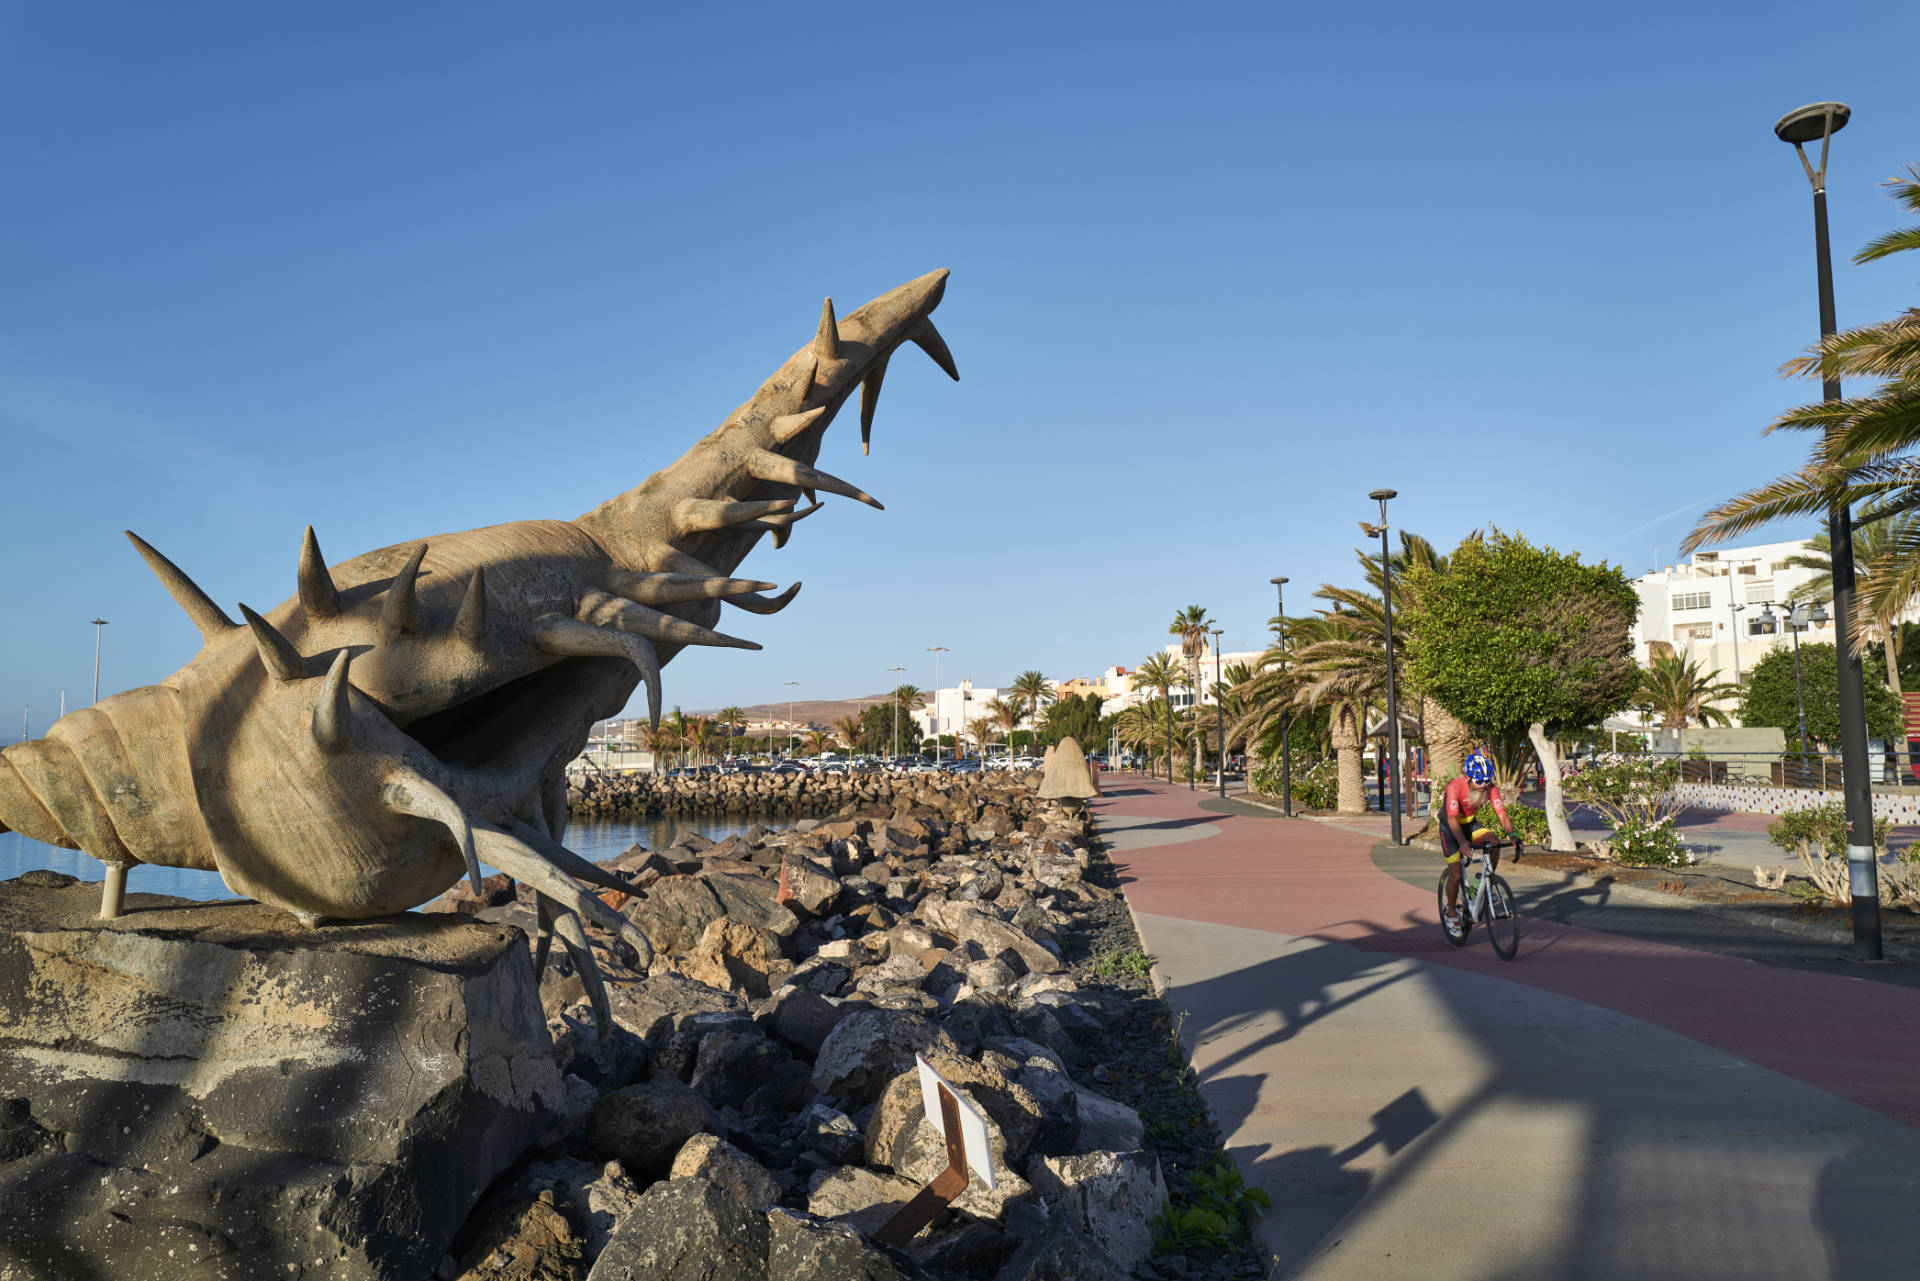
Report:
1096,779,1920,1281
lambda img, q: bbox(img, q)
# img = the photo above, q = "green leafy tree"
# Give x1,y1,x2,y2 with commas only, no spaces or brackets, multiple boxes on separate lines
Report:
1040,693,1106,749
1740,641,1902,748
1403,529,1641,850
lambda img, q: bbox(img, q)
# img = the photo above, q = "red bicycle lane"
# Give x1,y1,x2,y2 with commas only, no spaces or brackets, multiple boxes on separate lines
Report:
1094,778,1920,1129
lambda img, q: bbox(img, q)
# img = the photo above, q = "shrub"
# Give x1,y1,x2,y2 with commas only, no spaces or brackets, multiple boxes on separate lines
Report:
1565,754,1693,866
1251,757,1337,809
1609,814,1690,867
1767,802,1897,904
1153,1157,1270,1255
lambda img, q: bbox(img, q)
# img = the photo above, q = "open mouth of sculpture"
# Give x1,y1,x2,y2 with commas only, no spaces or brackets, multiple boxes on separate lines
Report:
397,657,614,785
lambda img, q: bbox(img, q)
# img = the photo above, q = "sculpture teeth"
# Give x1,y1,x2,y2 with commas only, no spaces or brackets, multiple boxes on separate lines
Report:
379,543,429,639
530,613,662,724
297,526,340,619
381,769,482,896
125,530,237,642
723,582,803,615
311,650,356,754
751,501,824,531
911,317,960,380
239,604,305,682
745,451,882,509
859,354,889,455
769,405,828,446
609,570,779,606
577,591,760,651
672,497,797,534
455,568,488,642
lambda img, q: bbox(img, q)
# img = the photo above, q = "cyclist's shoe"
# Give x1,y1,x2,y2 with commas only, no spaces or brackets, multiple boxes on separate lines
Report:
1441,906,1464,933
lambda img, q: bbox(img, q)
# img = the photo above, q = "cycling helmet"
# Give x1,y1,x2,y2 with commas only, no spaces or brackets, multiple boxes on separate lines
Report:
1462,752,1494,785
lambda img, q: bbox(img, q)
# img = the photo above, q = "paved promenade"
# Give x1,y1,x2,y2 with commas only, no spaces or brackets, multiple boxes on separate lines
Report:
1095,778,1920,1281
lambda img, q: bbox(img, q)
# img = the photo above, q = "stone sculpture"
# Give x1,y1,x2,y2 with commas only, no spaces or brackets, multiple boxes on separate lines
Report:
1038,736,1098,803
0,270,958,1030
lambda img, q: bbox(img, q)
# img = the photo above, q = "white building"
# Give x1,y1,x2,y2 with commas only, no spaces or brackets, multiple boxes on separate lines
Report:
912,679,1004,744
1627,538,1835,687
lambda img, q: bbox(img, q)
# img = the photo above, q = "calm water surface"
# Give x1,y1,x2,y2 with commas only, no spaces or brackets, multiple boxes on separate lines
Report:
0,812,796,903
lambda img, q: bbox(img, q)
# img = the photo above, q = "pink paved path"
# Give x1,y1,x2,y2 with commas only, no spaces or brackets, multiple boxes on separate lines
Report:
1096,779,1920,1127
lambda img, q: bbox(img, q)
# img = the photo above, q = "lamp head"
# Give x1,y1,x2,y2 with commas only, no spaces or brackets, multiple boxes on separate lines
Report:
1774,102,1850,145
1270,576,1288,586
1810,600,1831,625
1368,488,1398,502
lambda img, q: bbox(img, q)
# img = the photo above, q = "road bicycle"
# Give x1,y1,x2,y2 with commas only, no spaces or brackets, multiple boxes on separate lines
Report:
1439,837,1520,960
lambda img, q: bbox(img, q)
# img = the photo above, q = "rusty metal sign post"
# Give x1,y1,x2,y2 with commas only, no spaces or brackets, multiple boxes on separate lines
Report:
875,1055,995,1246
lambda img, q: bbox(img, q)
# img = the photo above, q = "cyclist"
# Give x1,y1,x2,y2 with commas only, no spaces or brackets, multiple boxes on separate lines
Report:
1441,751,1521,929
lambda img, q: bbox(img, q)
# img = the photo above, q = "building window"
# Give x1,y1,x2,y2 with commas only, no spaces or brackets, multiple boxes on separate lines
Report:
1749,618,1777,636
1771,561,1791,573
1737,565,1757,575
1673,624,1714,643
1671,592,1712,611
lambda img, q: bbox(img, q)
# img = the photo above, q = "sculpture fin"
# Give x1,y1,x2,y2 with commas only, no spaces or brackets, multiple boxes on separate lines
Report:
723,583,803,615
124,531,236,642
238,604,305,682
745,451,883,509
379,544,428,638
814,297,840,362
298,527,340,619
312,650,355,754
455,567,488,642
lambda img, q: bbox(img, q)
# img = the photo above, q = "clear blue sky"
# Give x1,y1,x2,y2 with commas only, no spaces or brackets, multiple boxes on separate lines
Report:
4,1,1918,730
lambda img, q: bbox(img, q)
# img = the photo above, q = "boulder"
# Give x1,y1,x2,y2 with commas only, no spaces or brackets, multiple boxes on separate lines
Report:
1069,1086,1145,1153
1027,1149,1165,1273
754,985,852,1057
780,857,844,915
681,918,792,999
766,1208,936,1280
702,872,802,939
867,1056,1043,1170
624,876,728,955
811,1010,958,1107
452,1188,586,1281
670,1134,781,1211
946,906,1060,976
586,1079,720,1180
867,1072,1033,1222
0,879,564,1281
805,1164,922,1237
906,1221,1018,1278
989,1215,1125,1281
548,1007,648,1092
602,970,745,1051
794,1102,866,1166
587,1176,768,1281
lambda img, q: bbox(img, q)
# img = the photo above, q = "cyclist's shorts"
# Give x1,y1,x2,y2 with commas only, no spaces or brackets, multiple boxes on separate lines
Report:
1440,818,1489,863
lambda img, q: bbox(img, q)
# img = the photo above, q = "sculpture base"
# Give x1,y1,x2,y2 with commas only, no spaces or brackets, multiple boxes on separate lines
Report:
0,871,564,1280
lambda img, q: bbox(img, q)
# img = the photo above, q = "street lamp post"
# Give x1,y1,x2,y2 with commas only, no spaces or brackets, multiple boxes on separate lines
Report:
1270,577,1291,817
90,618,109,705
1760,602,1813,758
1776,100,1878,957
887,666,906,762
783,681,799,760
927,647,948,764
1210,628,1226,799
1368,490,1404,846
1729,600,1745,685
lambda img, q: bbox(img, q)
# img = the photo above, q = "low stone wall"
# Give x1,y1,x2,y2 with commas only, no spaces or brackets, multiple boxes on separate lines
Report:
569,768,1029,819
1673,781,1920,824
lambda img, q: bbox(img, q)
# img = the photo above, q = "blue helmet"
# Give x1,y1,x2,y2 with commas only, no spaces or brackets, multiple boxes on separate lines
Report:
1462,752,1494,785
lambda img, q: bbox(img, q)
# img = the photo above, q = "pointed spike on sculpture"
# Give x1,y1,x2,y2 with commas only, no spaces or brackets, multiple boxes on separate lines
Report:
381,770,483,895
753,501,825,530
297,526,340,619
608,570,778,606
723,582,803,615
745,451,883,509
530,614,663,721
911,317,960,380
860,355,889,455
311,649,356,754
671,497,797,534
238,604,305,682
124,531,237,642
379,543,429,638
814,297,840,361
455,567,488,642
577,591,761,651
769,405,829,446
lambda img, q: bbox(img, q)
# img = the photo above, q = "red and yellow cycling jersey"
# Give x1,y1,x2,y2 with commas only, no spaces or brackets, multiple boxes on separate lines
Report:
1443,775,1508,827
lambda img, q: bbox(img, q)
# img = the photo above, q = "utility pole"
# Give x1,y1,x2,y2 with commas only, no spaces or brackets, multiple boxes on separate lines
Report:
927,647,948,764
91,618,109,705
887,666,906,761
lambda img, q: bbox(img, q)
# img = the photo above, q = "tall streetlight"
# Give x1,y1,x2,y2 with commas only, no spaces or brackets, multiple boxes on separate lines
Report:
926,647,948,764
1759,600,1827,766
1210,628,1227,799
1270,577,1291,816
90,618,109,705
783,681,799,760
1728,600,1746,685
887,666,906,762
1366,490,1404,846
1777,100,1879,958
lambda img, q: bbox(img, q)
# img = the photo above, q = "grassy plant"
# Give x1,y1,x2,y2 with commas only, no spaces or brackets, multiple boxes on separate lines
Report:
1153,1157,1272,1255
1090,948,1155,981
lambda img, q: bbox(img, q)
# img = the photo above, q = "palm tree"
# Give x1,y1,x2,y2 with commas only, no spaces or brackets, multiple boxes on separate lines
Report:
803,729,835,758
833,713,865,760
1010,671,1053,754
1133,652,1184,782
983,697,1022,762
1639,650,1741,729
1167,607,1212,782
716,706,746,755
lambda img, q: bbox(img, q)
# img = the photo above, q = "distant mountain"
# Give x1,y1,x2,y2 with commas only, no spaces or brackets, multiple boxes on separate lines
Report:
692,693,896,730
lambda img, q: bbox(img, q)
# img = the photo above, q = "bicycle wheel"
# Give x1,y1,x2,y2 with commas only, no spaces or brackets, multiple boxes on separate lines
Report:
1437,869,1470,947
1484,875,1519,960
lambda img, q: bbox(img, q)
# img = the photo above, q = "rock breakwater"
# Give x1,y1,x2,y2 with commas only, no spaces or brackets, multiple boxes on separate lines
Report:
567,768,998,819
